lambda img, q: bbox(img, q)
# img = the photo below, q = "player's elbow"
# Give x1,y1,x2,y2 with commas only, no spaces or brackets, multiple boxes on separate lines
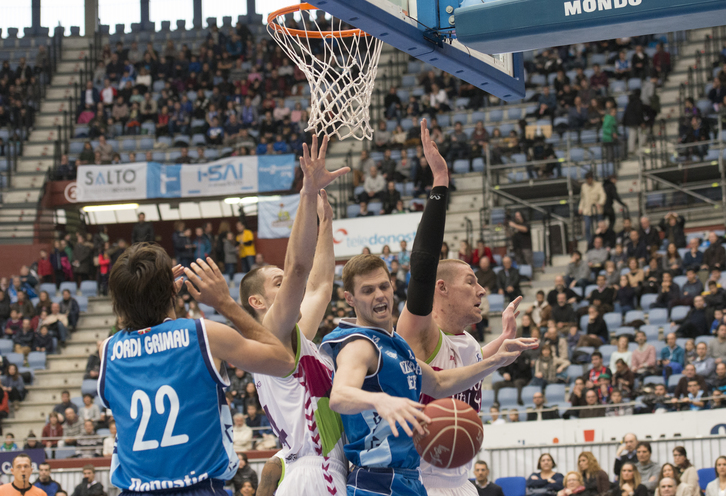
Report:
328,389,345,414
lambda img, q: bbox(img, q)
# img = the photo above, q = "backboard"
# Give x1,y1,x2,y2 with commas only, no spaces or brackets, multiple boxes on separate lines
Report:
304,0,526,101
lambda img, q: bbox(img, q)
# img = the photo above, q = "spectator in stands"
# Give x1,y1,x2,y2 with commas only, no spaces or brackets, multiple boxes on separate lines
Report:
589,273,615,313
671,447,699,490
579,173,605,242
131,212,154,244
42,412,63,450
638,216,660,252
548,275,579,307
380,181,402,215
578,451,609,496
658,333,685,377
102,422,115,457
556,472,586,496
673,363,708,399
53,391,78,423
706,457,726,496
672,295,709,339
80,393,100,424
476,257,498,293
472,461,505,496
497,256,522,301
509,211,533,268
526,453,564,493
34,463,62,496
231,453,258,494
413,156,434,198
552,293,577,332
672,379,707,412
655,464,698,496
617,463,649,496
693,341,716,379
702,232,726,271
601,107,619,164
631,45,650,79
59,408,82,447
507,409,520,423
245,404,275,450
13,318,34,356
592,219,617,251
614,357,636,395
356,201,374,217
492,353,532,405
708,78,726,107
0,433,17,452
634,441,659,493
2,364,25,408
614,434,639,480
232,413,253,452
659,213,686,249
710,324,726,363
652,43,671,79
527,392,561,422
359,165,385,204
607,389,633,416
568,96,589,132
709,361,726,392
75,420,102,458
584,352,611,389
566,251,592,291
629,330,655,376
614,51,632,80
528,291,551,328
531,344,570,388
578,306,608,348
71,465,104,496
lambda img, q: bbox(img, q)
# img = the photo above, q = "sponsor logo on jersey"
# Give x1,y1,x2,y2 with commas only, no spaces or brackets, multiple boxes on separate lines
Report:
128,471,209,491
385,350,398,359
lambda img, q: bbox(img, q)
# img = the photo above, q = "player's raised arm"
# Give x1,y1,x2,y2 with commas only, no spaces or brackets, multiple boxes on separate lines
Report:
263,136,348,342
184,258,294,376
419,298,539,398
298,190,336,340
328,338,431,437
397,118,450,356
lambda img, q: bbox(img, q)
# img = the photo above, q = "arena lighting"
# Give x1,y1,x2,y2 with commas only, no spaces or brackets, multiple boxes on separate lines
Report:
224,197,260,205
82,203,140,212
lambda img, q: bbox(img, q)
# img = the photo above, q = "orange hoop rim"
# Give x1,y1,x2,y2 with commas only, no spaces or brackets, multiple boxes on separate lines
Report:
267,3,370,39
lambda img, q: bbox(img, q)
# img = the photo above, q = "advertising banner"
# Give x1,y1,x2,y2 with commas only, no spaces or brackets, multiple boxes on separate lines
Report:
331,212,422,258
76,155,296,202
257,194,300,239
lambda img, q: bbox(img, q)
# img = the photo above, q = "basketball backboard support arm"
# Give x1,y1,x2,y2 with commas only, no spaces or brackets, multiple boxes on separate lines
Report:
305,0,526,101
455,0,726,55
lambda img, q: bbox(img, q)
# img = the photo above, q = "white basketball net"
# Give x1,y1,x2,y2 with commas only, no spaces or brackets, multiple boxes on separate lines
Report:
268,8,384,141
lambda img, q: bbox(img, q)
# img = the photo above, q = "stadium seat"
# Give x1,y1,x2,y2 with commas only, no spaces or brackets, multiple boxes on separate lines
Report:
198,303,216,316
673,275,688,288
55,448,76,459
39,283,57,296
640,325,659,341
520,385,541,404
497,388,519,409
229,287,240,302
488,294,504,313
615,326,635,338
603,312,622,332
80,280,98,297
76,296,89,313
584,284,597,298
96,428,111,437
579,314,589,331
566,365,584,382
452,159,470,174
496,477,526,496
639,293,657,310
642,375,665,386
667,374,683,392
697,468,716,492
0,340,13,355
82,379,98,396
59,281,77,295
532,251,545,268
670,305,690,322
27,352,46,370
696,335,714,345
6,353,24,368
624,310,644,323
648,308,669,327
472,157,485,172
519,265,532,280
544,384,566,403
599,345,616,364
71,396,84,410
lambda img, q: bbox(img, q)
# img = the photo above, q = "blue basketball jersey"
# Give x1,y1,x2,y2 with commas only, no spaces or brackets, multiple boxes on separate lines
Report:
320,319,422,470
98,319,238,492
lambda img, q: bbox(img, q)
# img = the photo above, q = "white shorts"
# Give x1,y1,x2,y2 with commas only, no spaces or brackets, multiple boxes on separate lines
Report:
424,479,479,496
276,455,347,496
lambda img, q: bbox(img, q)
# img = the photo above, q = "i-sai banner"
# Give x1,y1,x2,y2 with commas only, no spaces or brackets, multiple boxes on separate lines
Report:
332,212,422,258
257,194,300,239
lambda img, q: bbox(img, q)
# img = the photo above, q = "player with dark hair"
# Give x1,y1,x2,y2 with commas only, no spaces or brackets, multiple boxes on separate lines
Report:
234,135,350,496
98,242,295,496
320,120,538,496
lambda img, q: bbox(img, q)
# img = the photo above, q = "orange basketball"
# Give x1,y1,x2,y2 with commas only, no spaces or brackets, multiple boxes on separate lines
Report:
413,398,484,469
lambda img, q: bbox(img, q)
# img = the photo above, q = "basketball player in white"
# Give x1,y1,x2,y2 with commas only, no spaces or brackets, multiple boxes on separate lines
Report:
397,119,524,496
237,135,350,496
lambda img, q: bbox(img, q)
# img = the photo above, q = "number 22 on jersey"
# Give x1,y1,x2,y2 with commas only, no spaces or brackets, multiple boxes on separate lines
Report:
131,385,189,452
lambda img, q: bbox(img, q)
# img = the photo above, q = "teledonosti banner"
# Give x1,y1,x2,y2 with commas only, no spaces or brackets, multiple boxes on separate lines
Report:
76,155,296,202
331,212,422,258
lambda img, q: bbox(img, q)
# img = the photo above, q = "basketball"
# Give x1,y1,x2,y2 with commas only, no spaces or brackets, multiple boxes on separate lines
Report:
413,398,484,469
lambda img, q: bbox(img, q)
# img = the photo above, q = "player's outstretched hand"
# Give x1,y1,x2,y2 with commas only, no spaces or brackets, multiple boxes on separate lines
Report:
172,264,185,294
300,135,350,195
496,338,539,367
501,295,522,340
184,257,234,311
317,189,333,222
374,395,431,438
420,118,449,188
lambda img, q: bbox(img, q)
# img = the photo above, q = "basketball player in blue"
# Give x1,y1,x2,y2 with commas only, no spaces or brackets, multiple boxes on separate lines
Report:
98,243,295,496
321,119,539,496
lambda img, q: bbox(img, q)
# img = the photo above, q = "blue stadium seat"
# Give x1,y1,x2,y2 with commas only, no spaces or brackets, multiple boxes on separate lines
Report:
599,345,616,364
697,468,716,492
80,280,98,297
198,303,216,316
667,373,683,392
696,335,714,346
76,296,88,313
615,326,635,338
648,308,669,327
0,341,13,356
55,448,76,459
497,388,519,409
452,159,470,174
627,78,642,90
519,265,532,280
481,389,495,407
489,109,504,122
39,283,57,296
624,310,644,323
6,353,24,368
544,384,566,403
496,477,526,496
640,325,659,341
488,294,504,313
59,281,77,295
603,312,622,331
670,305,690,322
82,379,98,396
207,315,227,324
472,157,485,172
27,352,46,370
232,272,246,288
642,375,665,385
532,251,545,268
566,365,584,383
571,287,583,298
521,385,541,405
639,293,657,310
584,284,597,298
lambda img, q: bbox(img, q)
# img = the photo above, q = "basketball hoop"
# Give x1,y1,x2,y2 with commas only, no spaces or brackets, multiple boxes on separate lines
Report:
267,3,384,141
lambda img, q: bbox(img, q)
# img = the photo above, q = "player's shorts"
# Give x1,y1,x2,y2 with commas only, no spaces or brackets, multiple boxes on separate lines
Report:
424,480,479,496
120,479,227,496
347,466,427,496
276,455,347,496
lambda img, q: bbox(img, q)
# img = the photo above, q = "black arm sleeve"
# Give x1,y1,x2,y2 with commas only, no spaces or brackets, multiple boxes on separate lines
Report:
406,186,448,316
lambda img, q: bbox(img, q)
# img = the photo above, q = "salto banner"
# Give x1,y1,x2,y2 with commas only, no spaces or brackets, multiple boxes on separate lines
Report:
75,155,296,202
332,212,422,258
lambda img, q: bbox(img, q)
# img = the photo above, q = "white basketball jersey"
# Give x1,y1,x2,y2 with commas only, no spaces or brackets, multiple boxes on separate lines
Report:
420,330,484,489
254,326,346,469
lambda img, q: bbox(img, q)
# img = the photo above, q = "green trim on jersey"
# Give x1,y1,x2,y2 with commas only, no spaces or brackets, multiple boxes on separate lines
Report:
424,331,444,364
282,325,302,379
278,457,286,487
315,396,344,456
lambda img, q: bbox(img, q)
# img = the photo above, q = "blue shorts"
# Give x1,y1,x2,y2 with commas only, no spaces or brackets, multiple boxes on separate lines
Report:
347,466,427,496
121,479,227,496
